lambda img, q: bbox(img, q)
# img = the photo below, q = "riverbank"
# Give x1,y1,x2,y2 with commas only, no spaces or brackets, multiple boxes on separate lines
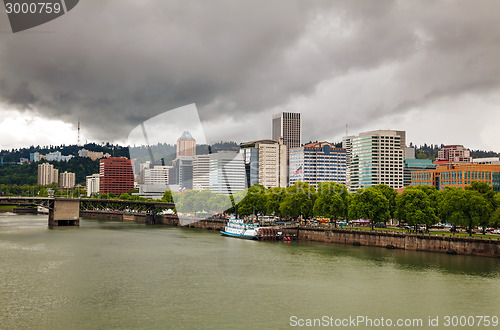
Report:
79,210,500,258
0,205,14,212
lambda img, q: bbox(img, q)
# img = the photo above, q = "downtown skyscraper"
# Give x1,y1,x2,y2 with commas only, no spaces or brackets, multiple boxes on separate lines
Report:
347,130,406,192
272,112,301,186
272,112,301,150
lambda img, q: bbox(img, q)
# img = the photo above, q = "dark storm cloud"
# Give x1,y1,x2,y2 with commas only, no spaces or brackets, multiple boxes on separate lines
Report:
0,0,500,145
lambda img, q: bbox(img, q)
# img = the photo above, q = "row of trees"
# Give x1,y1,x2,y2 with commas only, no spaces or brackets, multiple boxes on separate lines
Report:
3,179,500,236
234,181,500,235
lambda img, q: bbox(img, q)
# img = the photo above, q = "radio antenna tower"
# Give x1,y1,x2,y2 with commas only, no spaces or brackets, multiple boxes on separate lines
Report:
77,119,81,146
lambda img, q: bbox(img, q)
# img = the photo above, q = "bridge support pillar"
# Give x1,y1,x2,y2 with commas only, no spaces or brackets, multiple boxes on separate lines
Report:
48,198,80,226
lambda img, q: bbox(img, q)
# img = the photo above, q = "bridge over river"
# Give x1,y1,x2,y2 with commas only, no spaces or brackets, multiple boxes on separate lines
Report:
0,197,175,226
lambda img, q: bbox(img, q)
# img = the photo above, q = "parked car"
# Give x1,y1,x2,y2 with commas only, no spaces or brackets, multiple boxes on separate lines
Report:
491,229,500,234
374,223,386,228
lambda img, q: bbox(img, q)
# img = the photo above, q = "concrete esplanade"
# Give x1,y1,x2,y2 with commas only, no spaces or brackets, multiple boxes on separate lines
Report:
0,197,175,227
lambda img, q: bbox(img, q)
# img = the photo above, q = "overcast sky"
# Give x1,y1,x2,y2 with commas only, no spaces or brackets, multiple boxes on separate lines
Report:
0,0,499,151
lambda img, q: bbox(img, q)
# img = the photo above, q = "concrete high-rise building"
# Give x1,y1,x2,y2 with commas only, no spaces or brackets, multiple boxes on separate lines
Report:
38,163,59,185
240,139,287,188
209,151,246,195
348,130,406,192
59,171,76,189
272,112,301,151
405,147,416,160
176,131,196,157
193,154,211,190
289,142,346,187
86,174,100,197
342,135,354,189
144,165,171,185
435,145,472,165
170,157,193,190
272,112,301,185
99,157,134,194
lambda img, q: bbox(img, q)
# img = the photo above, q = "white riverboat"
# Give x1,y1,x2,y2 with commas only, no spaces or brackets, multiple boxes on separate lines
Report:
220,218,260,239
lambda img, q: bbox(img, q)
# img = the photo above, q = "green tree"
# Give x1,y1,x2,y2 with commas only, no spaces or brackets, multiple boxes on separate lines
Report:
373,184,397,220
395,187,438,230
490,193,500,228
465,181,495,234
439,188,466,229
313,182,348,226
466,181,496,201
348,187,390,230
118,192,131,200
237,185,267,216
279,182,316,219
208,194,232,214
161,190,174,203
440,188,493,236
266,187,286,218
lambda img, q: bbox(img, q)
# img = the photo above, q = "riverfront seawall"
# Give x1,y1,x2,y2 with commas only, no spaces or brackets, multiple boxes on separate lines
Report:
79,210,224,229
298,227,500,258
79,210,500,258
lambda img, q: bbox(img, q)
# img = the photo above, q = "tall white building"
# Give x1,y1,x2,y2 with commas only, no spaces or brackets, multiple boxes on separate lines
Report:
209,151,246,195
348,130,405,192
240,139,287,188
193,154,211,190
144,165,171,185
86,174,100,197
342,135,354,189
59,171,76,189
38,163,59,185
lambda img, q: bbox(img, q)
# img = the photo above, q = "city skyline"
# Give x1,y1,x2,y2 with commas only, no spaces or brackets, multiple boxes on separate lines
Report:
1,1,500,152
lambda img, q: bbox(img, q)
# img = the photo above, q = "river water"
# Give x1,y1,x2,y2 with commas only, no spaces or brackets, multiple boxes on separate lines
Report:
1,213,500,329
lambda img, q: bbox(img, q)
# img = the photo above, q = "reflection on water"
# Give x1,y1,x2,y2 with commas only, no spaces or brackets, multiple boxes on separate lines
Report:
1,213,500,329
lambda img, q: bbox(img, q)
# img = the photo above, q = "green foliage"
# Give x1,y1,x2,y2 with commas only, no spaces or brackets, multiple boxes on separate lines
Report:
161,190,174,203
395,187,438,228
490,194,500,228
237,185,267,216
465,181,495,234
279,182,316,219
373,184,397,219
313,182,348,223
348,187,390,229
266,187,286,217
0,183,58,197
0,157,99,185
465,181,495,201
172,190,232,214
439,188,493,235
118,193,131,200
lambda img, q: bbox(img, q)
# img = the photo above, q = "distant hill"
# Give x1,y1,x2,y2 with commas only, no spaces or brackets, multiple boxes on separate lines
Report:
0,141,240,185
412,143,498,160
